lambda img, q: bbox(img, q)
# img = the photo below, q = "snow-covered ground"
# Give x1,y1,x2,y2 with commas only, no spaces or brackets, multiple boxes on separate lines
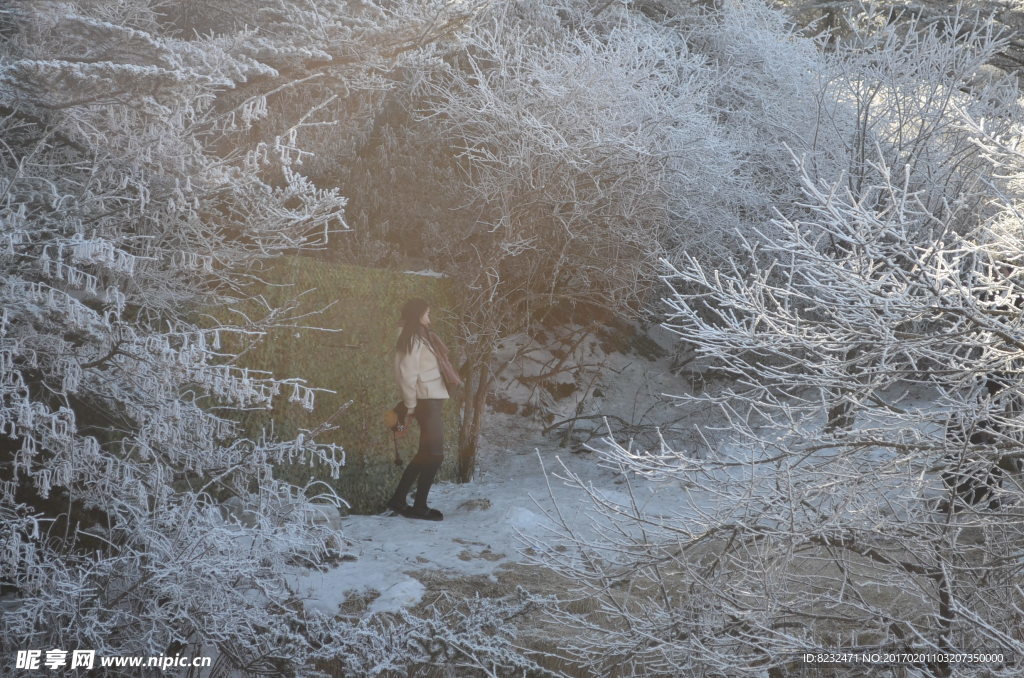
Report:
283,321,1024,678
288,322,976,622
291,323,698,617
293,415,694,617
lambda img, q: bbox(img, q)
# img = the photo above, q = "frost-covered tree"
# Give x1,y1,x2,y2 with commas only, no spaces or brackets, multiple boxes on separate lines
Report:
342,0,852,480
783,0,1024,80
533,159,1024,678
422,1,708,481
0,2,541,674
827,7,1017,224
527,21,1024,677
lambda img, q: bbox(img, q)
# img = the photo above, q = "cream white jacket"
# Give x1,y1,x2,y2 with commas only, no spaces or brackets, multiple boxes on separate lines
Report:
395,335,450,409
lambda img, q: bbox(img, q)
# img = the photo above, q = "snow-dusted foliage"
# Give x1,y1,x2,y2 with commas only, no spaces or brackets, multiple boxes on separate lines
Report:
826,7,1019,233
422,0,848,315
426,3,721,302
0,1,533,674
337,1,1024,484
319,589,555,677
353,0,852,480
418,0,731,480
524,12,1024,678
677,0,853,242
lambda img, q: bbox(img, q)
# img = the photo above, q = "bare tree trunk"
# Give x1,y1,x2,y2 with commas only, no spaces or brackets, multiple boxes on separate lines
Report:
826,346,863,433
458,358,492,483
825,393,855,432
932,564,954,678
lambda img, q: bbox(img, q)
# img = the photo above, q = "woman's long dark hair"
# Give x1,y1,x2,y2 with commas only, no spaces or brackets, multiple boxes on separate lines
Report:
396,298,430,355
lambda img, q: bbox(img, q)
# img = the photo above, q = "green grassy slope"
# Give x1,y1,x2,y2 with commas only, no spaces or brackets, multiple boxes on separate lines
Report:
226,257,462,513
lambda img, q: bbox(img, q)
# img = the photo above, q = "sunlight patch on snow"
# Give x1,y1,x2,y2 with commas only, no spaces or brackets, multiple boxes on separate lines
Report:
368,577,426,614
506,506,543,531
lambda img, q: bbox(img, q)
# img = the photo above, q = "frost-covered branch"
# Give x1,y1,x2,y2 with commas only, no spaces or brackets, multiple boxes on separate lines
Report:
524,7,1024,674
0,0,524,674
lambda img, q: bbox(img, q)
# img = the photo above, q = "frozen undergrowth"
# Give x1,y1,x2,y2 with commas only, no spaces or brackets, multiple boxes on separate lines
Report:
294,324,1024,676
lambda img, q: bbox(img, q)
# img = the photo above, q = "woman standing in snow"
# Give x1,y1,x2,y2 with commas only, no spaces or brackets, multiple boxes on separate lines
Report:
385,298,461,521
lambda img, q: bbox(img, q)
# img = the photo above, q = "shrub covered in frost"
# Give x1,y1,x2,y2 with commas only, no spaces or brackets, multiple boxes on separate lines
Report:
0,1,534,674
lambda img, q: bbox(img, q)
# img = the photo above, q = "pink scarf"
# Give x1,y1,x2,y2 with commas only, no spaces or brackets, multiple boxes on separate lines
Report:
421,328,463,389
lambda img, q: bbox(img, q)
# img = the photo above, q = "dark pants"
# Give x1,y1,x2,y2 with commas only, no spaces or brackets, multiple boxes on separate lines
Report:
390,399,444,508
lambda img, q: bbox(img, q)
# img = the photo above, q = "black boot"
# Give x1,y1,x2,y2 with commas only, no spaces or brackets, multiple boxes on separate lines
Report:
405,505,443,521
385,461,421,514
406,457,442,520
384,496,411,515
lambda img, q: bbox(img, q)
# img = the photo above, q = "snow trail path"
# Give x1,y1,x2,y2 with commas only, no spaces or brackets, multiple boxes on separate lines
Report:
291,411,684,616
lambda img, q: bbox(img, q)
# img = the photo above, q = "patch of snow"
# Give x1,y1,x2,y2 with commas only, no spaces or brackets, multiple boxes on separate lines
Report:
368,576,425,614
506,506,542,531
403,269,446,278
